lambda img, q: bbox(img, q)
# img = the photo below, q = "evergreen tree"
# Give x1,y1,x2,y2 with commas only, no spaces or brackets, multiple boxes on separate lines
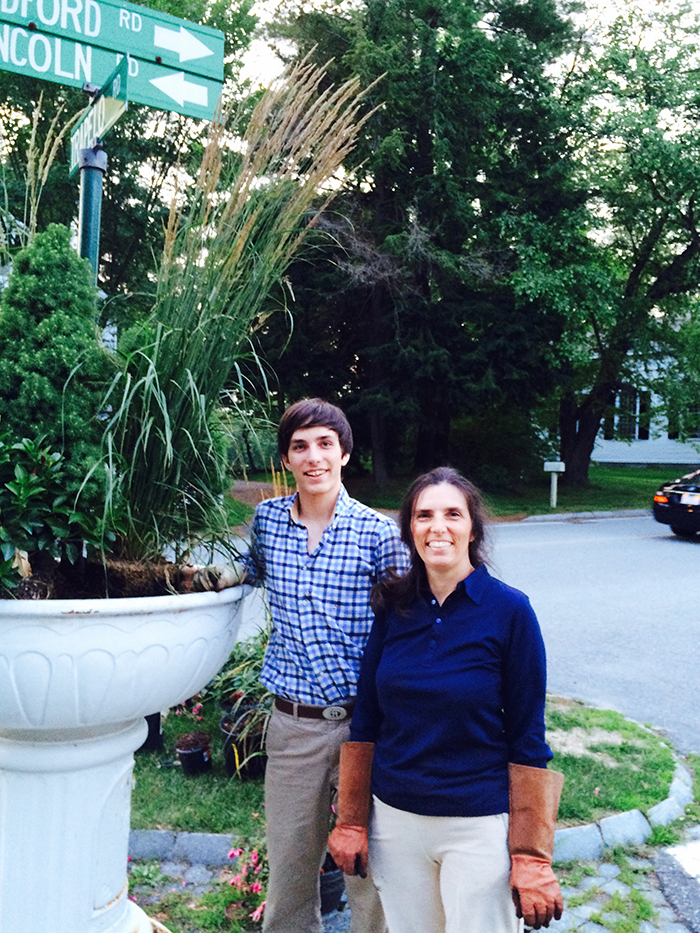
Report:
258,0,576,484
0,224,114,499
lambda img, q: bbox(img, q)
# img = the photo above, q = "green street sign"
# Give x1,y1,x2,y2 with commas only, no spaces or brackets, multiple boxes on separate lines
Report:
69,56,127,175
0,24,222,117
0,0,223,80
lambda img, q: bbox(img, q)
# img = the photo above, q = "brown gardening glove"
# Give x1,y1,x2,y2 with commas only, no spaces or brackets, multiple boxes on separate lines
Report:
328,742,375,878
508,763,565,929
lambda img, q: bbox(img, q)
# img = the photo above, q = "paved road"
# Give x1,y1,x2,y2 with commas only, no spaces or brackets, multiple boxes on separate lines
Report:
490,514,700,755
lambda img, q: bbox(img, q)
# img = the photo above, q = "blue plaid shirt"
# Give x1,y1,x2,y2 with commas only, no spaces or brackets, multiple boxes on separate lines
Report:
245,486,410,705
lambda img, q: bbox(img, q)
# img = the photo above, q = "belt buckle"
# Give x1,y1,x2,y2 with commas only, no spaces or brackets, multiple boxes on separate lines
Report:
322,705,347,721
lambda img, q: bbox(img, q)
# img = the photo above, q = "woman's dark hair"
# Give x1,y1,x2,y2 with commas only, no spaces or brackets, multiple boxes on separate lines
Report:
277,398,353,458
372,467,490,613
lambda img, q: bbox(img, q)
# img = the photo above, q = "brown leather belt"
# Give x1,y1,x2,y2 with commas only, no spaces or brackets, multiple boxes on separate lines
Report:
274,697,355,722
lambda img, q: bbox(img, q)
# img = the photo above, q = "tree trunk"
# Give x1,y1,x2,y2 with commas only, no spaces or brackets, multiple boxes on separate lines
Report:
559,384,616,485
370,408,390,488
413,405,450,471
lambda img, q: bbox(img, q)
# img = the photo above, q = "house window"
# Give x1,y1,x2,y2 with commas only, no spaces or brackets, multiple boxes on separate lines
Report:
615,386,651,440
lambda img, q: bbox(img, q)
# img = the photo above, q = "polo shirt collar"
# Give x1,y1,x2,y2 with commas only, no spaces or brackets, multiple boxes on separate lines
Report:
462,563,490,604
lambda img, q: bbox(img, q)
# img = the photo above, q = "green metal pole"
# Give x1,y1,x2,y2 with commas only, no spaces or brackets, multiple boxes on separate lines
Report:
77,142,107,285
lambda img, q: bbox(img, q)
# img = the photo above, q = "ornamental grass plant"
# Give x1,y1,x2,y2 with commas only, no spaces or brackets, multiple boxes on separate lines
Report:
103,59,377,564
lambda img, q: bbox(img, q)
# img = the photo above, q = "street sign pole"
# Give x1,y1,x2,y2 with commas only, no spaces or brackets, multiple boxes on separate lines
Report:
72,58,128,281
78,141,107,284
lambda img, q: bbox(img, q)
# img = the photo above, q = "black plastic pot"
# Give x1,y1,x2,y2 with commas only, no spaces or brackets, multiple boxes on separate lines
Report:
220,711,267,780
175,733,212,776
320,853,345,915
137,712,164,753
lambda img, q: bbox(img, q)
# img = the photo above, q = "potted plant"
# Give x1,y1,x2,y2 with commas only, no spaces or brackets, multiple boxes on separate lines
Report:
0,59,374,933
207,625,273,778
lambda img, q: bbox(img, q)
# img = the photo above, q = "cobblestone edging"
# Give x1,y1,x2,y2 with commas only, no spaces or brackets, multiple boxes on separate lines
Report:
553,761,694,864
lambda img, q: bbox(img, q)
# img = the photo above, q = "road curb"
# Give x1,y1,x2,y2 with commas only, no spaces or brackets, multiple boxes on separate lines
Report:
523,509,651,523
553,760,693,864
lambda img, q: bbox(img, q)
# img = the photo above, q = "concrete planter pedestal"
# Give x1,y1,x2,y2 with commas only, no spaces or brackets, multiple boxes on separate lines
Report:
0,585,250,933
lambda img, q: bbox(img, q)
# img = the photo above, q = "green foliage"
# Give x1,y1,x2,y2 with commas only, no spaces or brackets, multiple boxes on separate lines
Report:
128,860,168,888
0,435,111,591
0,224,113,502
202,626,272,714
648,824,680,847
0,0,257,321
259,0,576,481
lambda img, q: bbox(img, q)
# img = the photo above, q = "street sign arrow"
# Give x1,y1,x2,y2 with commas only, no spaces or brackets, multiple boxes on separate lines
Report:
0,21,222,118
153,25,214,64
0,0,224,81
150,70,207,108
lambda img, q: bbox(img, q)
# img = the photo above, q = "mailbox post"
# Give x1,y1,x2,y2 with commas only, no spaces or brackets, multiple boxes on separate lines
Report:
544,461,566,508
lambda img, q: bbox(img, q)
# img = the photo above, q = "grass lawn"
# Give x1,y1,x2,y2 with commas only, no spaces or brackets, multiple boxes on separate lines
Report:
132,694,678,837
132,699,264,839
235,463,685,519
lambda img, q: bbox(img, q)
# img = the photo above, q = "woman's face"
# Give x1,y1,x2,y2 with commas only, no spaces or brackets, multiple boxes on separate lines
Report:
410,482,474,580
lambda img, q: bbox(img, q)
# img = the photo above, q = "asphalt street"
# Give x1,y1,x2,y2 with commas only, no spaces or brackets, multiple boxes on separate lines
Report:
490,513,700,755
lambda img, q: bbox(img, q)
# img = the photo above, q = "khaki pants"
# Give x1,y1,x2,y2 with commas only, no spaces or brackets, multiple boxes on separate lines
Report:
369,797,522,933
263,707,386,933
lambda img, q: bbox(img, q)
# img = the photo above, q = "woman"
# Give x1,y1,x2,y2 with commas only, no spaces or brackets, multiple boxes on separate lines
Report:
329,467,563,932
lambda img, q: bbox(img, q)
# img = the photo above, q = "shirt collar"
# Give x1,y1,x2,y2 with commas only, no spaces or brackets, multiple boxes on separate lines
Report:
286,484,351,526
462,563,490,605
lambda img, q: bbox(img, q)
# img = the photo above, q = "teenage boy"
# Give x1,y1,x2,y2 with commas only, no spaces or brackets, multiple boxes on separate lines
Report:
245,398,409,933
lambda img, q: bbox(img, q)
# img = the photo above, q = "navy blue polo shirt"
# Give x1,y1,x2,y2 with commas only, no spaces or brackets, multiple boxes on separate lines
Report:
350,564,552,817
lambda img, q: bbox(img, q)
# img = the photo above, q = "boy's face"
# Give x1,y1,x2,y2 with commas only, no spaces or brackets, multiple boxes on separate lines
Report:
282,426,350,499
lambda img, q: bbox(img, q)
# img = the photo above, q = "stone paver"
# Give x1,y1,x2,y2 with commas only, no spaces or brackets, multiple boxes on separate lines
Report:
127,847,695,931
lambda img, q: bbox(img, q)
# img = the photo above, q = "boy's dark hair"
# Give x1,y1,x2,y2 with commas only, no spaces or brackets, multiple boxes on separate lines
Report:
277,398,354,458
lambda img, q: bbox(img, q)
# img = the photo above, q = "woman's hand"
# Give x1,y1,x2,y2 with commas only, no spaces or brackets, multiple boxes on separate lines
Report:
510,853,563,929
328,824,368,877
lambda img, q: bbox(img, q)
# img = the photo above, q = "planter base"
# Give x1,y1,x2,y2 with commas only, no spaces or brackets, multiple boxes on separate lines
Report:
0,585,250,933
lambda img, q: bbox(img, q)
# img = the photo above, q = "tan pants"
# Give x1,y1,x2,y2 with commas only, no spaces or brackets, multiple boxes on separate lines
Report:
263,707,387,933
369,797,522,933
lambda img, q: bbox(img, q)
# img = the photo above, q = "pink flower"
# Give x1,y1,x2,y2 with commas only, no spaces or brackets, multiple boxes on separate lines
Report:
255,865,262,873
228,847,243,859
250,852,259,865
593,787,600,797
230,874,243,889
251,901,266,921
251,882,263,894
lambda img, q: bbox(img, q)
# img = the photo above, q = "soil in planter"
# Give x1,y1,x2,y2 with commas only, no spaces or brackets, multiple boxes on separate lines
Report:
12,557,188,600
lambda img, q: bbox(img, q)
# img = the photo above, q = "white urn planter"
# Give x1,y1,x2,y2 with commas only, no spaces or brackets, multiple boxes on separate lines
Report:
0,584,251,933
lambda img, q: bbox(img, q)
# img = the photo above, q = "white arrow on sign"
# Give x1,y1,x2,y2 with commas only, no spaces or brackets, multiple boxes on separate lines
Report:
150,71,208,107
153,25,215,63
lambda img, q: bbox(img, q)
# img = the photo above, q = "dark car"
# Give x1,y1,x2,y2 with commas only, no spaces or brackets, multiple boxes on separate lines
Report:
653,468,700,537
